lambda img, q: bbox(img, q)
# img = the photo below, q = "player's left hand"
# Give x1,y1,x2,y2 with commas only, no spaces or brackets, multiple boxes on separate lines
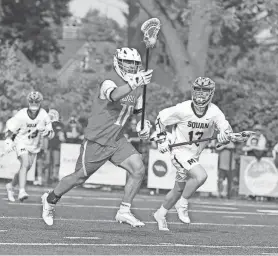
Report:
217,129,230,144
4,138,15,151
136,120,152,140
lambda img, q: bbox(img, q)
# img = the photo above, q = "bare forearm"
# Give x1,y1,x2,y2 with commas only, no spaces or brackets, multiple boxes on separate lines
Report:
110,83,132,102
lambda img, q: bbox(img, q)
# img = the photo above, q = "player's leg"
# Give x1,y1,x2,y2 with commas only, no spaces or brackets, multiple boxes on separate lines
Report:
111,137,145,227
34,150,43,186
17,151,37,201
41,140,111,226
175,162,207,224
153,170,186,231
52,149,60,182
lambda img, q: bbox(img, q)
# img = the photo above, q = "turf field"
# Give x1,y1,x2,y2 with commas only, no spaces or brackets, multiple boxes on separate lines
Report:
1,183,278,255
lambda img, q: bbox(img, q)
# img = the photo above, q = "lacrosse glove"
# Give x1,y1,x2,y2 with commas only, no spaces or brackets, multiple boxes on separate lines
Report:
128,69,153,90
136,120,152,140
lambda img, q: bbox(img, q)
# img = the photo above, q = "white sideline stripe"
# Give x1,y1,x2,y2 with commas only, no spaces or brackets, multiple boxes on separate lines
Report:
64,237,100,240
1,242,278,249
0,230,7,232
1,188,278,208
1,196,237,210
257,210,278,213
223,216,245,219
195,205,238,210
6,202,278,216
0,216,276,228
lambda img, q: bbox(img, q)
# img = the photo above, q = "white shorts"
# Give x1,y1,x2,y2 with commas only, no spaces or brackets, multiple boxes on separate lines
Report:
170,149,200,182
15,143,39,157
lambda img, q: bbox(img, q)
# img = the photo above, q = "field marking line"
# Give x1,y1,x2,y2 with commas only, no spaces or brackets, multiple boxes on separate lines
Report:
64,237,100,240
0,242,278,249
0,216,276,228
5,201,278,216
222,216,245,219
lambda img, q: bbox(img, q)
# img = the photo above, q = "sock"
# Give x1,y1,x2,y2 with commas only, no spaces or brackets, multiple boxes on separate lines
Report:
120,202,131,212
47,190,61,205
19,188,25,194
179,196,188,207
157,205,168,217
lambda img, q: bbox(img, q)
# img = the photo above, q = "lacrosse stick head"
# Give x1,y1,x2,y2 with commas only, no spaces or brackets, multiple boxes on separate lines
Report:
230,131,256,143
141,18,161,48
48,109,60,122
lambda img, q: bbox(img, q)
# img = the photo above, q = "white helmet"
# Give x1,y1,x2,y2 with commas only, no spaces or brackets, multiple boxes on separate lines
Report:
113,47,142,82
27,91,43,112
191,77,215,108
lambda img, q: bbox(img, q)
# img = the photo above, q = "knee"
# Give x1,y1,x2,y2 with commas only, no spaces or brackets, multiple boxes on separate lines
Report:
196,171,208,185
124,157,145,178
20,161,31,171
132,161,145,178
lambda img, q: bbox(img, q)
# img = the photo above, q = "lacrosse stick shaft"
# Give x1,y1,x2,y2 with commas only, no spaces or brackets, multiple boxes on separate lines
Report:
140,48,150,130
169,130,255,149
169,135,217,149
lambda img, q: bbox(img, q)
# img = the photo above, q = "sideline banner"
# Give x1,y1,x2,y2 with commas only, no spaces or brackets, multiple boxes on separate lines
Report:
0,140,36,181
147,149,218,193
59,143,127,186
239,155,278,197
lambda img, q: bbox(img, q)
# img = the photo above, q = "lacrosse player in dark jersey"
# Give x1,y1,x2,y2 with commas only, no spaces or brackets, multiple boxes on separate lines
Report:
41,47,153,227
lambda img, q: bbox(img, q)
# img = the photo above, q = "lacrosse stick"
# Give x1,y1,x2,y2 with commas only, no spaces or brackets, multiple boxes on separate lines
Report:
140,18,161,131
150,131,256,149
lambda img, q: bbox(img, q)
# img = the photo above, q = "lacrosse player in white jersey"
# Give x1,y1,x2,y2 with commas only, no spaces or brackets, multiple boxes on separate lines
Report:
5,91,54,202
152,77,233,231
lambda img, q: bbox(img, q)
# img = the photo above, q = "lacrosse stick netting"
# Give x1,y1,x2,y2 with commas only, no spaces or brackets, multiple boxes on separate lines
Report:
141,18,161,48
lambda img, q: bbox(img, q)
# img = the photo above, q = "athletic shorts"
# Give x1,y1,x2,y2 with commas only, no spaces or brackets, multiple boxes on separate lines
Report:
75,136,139,176
171,149,200,182
15,143,39,157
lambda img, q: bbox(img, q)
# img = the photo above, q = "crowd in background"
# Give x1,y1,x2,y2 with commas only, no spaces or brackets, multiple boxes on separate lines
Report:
0,113,277,199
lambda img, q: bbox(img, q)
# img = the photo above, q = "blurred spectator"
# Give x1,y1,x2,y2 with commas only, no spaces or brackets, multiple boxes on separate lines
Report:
216,142,236,198
33,137,48,186
65,116,83,144
78,116,88,141
272,143,278,168
242,124,267,160
46,120,66,183
0,119,5,139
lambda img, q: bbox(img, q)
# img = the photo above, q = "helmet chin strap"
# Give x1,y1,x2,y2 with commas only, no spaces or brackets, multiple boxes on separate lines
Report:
193,104,206,114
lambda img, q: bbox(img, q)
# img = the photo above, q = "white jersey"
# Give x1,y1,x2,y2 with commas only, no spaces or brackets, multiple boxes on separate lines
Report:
6,108,51,154
158,100,231,159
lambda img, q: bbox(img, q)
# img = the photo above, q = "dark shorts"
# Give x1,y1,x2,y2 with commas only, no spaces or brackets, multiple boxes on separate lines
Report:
75,137,139,176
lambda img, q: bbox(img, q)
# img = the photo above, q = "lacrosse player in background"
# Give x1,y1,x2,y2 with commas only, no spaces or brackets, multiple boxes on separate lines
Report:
41,47,153,227
152,77,233,231
5,91,54,202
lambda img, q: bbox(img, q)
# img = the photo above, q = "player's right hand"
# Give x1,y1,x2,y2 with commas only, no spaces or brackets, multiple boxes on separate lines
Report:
128,69,153,90
158,139,170,154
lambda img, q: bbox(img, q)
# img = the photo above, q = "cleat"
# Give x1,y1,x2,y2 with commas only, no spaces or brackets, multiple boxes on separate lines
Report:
175,201,191,224
41,192,55,226
153,211,169,231
115,210,145,227
6,183,15,202
18,190,29,202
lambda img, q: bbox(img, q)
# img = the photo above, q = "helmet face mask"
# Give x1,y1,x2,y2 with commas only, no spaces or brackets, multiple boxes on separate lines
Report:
113,47,142,82
191,77,215,108
27,91,43,112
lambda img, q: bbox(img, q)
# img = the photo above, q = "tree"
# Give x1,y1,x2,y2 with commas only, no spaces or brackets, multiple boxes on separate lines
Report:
0,0,71,67
81,9,126,45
